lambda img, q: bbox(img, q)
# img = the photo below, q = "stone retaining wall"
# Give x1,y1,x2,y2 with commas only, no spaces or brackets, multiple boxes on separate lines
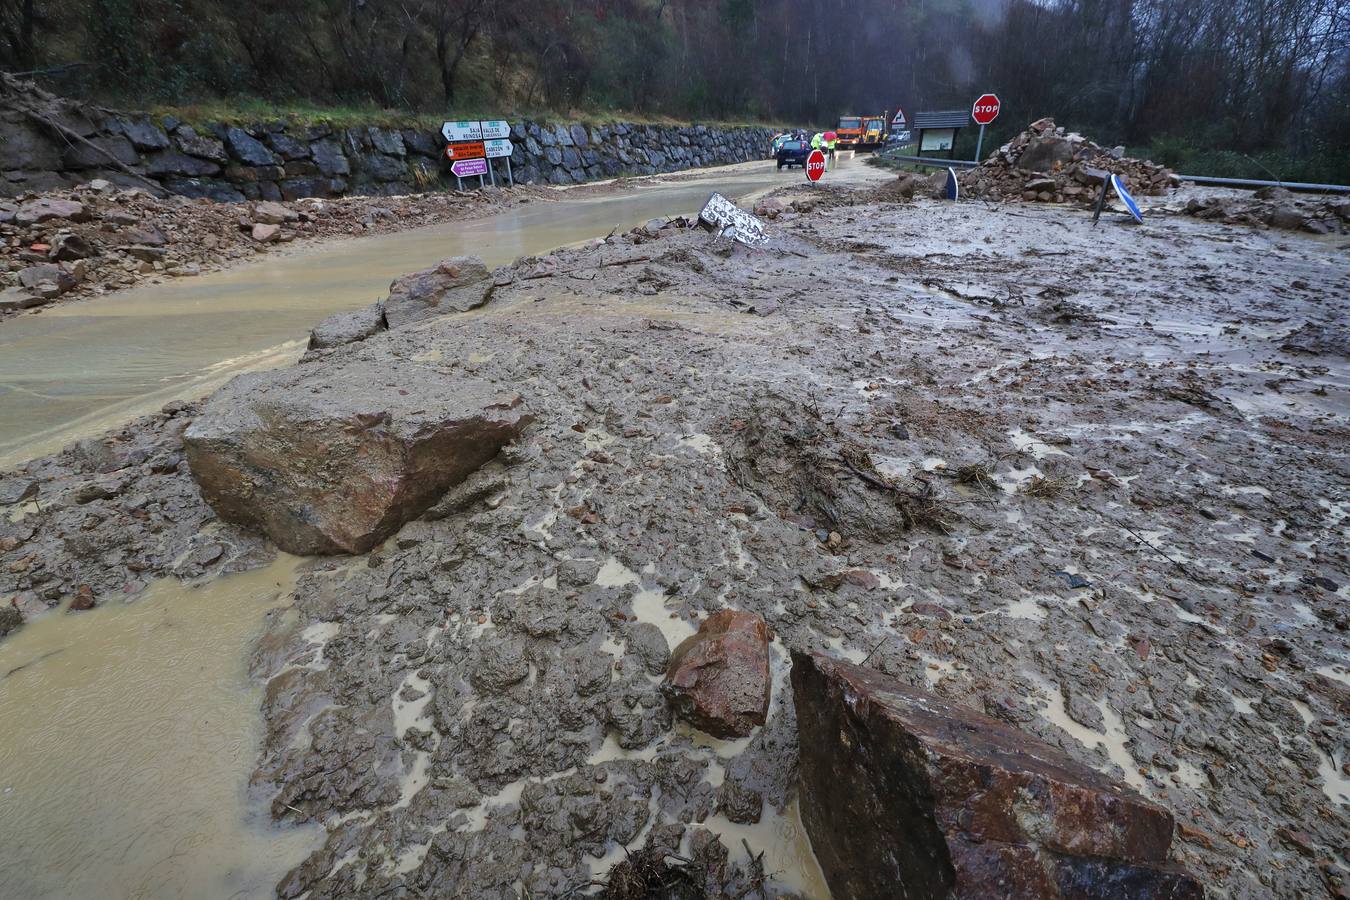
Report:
2,99,774,201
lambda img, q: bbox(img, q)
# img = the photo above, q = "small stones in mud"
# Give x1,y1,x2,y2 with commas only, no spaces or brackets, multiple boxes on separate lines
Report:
662,610,771,739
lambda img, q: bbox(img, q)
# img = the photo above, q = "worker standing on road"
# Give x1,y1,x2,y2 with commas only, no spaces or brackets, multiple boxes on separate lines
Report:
810,132,823,153
826,133,838,168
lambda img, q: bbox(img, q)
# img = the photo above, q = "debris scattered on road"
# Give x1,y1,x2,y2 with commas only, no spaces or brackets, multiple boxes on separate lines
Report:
698,192,770,247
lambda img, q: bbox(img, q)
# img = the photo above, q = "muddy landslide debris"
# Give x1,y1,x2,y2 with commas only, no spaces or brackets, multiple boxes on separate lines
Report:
792,652,1204,899
1179,185,1350,235
961,117,1177,204
183,358,532,554
662,610,772,739
5,175,1348,899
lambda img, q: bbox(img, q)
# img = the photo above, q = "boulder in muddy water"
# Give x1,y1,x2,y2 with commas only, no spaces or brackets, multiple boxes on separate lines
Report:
662,610,771,739
382,256,493,328
183,358,532,554
790,651,1203,900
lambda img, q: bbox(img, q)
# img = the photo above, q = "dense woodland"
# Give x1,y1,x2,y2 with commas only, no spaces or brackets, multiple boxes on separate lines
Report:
2,0,1348,180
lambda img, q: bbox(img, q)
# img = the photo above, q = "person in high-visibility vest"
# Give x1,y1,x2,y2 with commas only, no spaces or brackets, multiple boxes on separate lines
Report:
810,132,823,152
825,134,838,168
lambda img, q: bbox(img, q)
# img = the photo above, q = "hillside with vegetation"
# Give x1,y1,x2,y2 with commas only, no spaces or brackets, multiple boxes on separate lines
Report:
1,0,1348,180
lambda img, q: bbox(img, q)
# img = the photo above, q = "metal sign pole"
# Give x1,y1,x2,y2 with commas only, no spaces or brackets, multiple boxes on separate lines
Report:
456,175,463,191
487,160,496,187
479,174,486,189
506,158,514,187
974,124,986,163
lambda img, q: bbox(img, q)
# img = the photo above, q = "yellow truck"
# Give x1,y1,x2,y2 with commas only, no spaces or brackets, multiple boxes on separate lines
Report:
859,115,887,149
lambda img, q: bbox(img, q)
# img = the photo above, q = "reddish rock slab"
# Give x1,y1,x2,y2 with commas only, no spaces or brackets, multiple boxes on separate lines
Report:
662,610,771,739
184,357,531,555
790,651,1204,900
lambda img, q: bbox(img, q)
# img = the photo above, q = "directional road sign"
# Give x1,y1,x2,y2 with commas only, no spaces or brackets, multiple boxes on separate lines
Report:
484,138,513,159
451,157,489,178
480,120,511,140
441,121,482,142
445,141,485,160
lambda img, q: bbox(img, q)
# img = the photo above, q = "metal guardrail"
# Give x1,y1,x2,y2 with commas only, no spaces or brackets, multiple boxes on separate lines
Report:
1172,174,1350,194
874,151,1350,194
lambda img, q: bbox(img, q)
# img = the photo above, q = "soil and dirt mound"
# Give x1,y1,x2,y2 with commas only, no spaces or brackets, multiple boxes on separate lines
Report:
960,117,1177,203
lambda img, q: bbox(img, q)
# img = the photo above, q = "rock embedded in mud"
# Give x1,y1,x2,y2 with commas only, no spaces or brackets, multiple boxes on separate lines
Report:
662,610,771,739
790,651,1203,900
183,357,532,554
305,302,387,352
0,603,21,638
382,255,494,328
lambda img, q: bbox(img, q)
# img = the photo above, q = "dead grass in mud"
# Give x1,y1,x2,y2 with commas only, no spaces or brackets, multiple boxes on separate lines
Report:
1021,474,1075,499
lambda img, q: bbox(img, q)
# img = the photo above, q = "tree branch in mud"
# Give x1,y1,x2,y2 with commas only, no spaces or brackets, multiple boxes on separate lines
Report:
4,91,166,195
838,451,958,534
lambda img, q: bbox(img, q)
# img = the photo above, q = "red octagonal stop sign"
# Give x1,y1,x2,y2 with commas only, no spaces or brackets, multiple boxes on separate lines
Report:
972,93,1001,126
805,149,827,182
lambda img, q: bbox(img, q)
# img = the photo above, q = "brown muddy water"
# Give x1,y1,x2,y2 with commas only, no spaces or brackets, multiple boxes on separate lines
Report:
0,556,321,899
0,167,805,470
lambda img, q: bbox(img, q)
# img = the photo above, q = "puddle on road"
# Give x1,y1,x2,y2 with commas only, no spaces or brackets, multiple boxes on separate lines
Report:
0,171,788,470
0,556,320,899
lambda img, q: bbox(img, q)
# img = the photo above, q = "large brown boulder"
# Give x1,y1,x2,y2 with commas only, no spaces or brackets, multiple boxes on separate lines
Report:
790,651,1203,900
383,256,494,328
662,610,771,738
184,358,532,555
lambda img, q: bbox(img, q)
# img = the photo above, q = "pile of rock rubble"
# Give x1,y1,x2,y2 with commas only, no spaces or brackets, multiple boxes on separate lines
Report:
961,117,1178,203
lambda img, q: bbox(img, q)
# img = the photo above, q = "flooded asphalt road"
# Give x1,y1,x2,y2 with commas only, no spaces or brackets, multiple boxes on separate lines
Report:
0,158,881,470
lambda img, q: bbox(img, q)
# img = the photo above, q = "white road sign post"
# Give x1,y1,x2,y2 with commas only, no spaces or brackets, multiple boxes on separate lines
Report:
442,120,483,142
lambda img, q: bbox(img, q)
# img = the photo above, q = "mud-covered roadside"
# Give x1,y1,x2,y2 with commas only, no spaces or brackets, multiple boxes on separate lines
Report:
0,182,557,316
4,181,1349,897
